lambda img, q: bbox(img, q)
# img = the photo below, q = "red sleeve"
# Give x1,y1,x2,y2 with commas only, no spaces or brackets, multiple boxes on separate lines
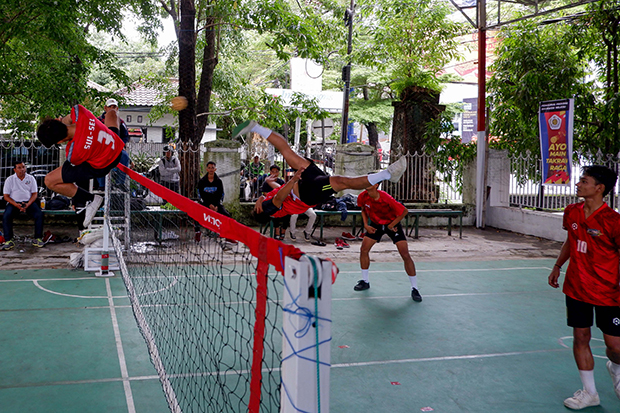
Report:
357,191,367,207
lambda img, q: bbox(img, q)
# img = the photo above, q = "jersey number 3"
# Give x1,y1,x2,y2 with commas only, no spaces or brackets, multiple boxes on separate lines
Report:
577,239,588,253
97,131,116,149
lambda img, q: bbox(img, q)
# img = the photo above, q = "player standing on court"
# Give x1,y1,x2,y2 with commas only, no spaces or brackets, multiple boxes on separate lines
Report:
36,104,125,228
354,182,421,302
548,165,620,410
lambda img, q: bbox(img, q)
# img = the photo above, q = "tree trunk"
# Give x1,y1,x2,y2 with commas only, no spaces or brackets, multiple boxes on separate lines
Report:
388,86,445,202
178,0,197,145
366,122,380,168
196,15,218,144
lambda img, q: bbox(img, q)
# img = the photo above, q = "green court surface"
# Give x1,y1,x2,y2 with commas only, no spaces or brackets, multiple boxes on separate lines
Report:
1,259,619,412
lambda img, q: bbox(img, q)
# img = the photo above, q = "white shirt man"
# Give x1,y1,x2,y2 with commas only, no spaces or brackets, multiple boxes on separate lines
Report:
2,162,45,249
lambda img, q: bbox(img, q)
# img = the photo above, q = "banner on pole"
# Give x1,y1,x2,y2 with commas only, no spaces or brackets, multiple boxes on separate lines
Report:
539,99,574,185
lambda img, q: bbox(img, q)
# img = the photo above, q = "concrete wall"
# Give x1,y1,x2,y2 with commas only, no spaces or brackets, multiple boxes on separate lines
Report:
204,140,241,206
486,206,565,242
334,143,376,196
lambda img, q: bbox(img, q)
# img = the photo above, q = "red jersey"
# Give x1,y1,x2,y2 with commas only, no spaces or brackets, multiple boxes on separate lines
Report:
357,190,406,225
264,187,313,218
563,202,620,306
67,104,124,169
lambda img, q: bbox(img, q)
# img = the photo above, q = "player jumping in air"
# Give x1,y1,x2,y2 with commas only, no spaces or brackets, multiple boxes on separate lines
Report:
548,165,620,410
36,104,125,228
233,120,407,223
354,182,421,302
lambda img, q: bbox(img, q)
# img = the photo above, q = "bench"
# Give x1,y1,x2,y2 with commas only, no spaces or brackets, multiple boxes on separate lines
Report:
314,210,363,240
312,208,463,240
405,209,463,239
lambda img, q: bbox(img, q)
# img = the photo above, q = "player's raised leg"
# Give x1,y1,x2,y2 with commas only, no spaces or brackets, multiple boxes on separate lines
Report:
234,121,309,170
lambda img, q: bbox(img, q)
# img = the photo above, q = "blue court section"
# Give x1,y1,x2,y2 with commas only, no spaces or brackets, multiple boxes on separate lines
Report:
1,260,620,412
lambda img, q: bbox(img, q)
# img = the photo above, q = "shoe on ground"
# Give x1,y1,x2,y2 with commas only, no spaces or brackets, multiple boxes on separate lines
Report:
354,280,370,291
232,120,257,138
411,287,422,302
341,232,356,241
83,195,103,228
303,231,311,242
1,240,15,251
32,238,45,248
607,360,620,400
341,239,350,248
161,231,179,240
563,389,600,410
289,231,296,240
387,156,407,183
334,238,343,250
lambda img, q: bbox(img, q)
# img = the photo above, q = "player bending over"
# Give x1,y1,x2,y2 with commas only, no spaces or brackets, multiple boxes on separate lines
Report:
354,182,421,302
234,120,407,222
36,104,125,228
548,165,620,410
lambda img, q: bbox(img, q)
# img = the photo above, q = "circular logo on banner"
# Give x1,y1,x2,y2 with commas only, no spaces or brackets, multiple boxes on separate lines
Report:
549,114,562,130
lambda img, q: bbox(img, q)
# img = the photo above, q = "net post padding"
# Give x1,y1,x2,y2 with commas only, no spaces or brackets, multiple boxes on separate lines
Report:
280,256,332,413
117,164,302,272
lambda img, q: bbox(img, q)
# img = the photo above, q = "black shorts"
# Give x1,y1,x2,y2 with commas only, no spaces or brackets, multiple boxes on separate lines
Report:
364,222,407,244
61,152,123,184
254,198,281,224
566,295,620,337
297,161,335,206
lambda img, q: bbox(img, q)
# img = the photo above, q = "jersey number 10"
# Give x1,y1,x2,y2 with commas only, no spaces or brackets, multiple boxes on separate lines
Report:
577,239,588,254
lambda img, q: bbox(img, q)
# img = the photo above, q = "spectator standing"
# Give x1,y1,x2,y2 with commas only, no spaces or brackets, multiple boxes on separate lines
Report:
158,145,181,194
1,161,45,249
248,154,265,199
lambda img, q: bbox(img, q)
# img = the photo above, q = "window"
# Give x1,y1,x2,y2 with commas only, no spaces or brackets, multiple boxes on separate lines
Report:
137,116,143,123
126,115,132,122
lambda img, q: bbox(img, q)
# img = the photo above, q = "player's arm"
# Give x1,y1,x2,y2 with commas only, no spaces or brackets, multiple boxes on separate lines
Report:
271,168,303,208
254,195,265,214
361,209,376,234
549,237,570,288
264,176,282,190
387,207,408,231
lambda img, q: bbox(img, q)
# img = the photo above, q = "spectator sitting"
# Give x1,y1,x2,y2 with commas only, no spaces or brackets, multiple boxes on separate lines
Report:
261,164,284,195
260,164,289,241
1,161,45,250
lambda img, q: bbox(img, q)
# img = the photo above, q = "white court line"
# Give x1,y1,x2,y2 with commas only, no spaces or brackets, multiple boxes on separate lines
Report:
105,278,136,413
33,280,127,299
331,347,571,369
338,266,551,274
558,336,609,359
0,345,574,391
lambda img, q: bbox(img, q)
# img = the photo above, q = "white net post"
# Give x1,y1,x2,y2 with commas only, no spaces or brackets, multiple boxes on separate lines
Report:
96,173,114,277
281,255,332,413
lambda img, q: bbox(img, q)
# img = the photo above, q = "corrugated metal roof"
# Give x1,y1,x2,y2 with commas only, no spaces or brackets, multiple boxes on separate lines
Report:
114,79,178,107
